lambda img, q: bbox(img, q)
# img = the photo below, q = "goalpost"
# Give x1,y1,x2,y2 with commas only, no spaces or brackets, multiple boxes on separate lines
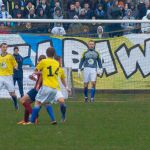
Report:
0,18,150,98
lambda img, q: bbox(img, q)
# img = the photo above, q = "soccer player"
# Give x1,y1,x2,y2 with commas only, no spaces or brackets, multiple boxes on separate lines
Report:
18,55,56,125
55,56,71,122
30,47,66,124
13,46,24,97
0,43,19,109
78,40,103,102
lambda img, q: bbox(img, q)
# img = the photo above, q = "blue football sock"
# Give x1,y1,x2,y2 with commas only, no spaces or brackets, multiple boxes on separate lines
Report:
91,88,96,100
60,104,66,120
31,106,41,123
84,87,88,98
45,105,55,122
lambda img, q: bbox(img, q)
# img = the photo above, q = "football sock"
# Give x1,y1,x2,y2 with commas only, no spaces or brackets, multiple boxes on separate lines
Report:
84,87,88,98
60,104,66,120
31,106,41,123
23,102,32,114
11,95,18,108
24,110,30,122
45,105,55,122
91,88,95,100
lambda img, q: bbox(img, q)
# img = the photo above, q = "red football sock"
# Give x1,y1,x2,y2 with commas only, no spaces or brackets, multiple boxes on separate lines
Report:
23,102,32,114
24,109,29,122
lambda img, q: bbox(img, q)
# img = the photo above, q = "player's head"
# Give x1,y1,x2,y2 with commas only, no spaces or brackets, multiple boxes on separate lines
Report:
55,55,62,67
46,47,56,58
88,40,95,50
38,55,46,62
1,43,8,53
13,46,19,55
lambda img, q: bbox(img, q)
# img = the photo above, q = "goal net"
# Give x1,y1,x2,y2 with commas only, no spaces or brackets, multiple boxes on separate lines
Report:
0,19,150,98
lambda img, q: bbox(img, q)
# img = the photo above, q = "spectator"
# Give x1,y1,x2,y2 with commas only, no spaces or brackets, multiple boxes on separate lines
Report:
89,16,100,36
36,8,48,32
97,26,104,38
107,0,122,19
24,1,35,18
95,4,106,19
107,0,123,37
12,3,22,18
13,10,24,30
101,0,112,17
54,1,62,12
66,3,77,19
51,23,66,36
75,1,81,15
141,10,150,33
121,9,136,34
126,0,132,9
0,4,10,19
68,15,83,35
83,2,93,19
80,25,90,37
53,7,63,27
26,8,36,19
53,7,63,19
79,8,86,19
130,3,138,19
137,0,147,19
13,46,24,97
36,0,50,18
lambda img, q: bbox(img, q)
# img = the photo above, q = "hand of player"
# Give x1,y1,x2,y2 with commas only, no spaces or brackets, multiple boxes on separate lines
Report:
29,74,37,81
66,86,72,95
34,71,42,75
78,69,82,78
97,68,103,77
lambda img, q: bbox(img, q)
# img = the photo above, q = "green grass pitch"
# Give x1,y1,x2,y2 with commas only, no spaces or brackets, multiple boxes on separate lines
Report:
0,93,150,150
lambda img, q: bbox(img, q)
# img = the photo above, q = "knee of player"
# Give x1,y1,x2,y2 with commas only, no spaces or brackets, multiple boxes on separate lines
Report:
35,100,42,106
58,98,65,104
9,92,16,97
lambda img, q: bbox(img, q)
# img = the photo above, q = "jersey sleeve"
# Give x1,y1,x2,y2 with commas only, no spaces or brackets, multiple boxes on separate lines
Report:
96,51,102,68
60,68,66,80
79,51,86,69
36,60,44,71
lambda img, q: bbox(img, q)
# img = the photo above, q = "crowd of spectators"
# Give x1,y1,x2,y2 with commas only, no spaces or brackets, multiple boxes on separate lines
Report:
0,0,149,37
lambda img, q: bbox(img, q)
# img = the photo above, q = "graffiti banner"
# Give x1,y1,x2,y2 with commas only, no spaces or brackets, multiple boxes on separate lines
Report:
0,33,150,91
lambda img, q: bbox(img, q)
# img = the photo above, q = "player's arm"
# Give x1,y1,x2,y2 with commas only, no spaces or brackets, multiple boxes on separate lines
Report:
60,69,71,93
79,51,85,70
96,51,103,76
78,51,85,77
35,74,42,90
11,55,18,70
29,73,39,81
97,52,102,68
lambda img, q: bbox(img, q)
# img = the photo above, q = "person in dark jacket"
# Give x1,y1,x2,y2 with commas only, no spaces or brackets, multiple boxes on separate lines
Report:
13,46,24,97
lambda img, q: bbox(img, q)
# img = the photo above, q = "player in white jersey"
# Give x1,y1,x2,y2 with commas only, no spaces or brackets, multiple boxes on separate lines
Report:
78,40,103,102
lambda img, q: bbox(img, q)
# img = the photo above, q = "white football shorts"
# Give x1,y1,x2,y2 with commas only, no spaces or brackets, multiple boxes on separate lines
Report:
0,75,15,92
55,90,64,101
83,67,97,83
35,86,57,103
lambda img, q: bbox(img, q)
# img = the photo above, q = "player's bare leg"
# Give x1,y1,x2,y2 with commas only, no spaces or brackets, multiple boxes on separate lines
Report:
17,95,32,124
90,81,96,102
84,82,89,102
9,91,19,110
